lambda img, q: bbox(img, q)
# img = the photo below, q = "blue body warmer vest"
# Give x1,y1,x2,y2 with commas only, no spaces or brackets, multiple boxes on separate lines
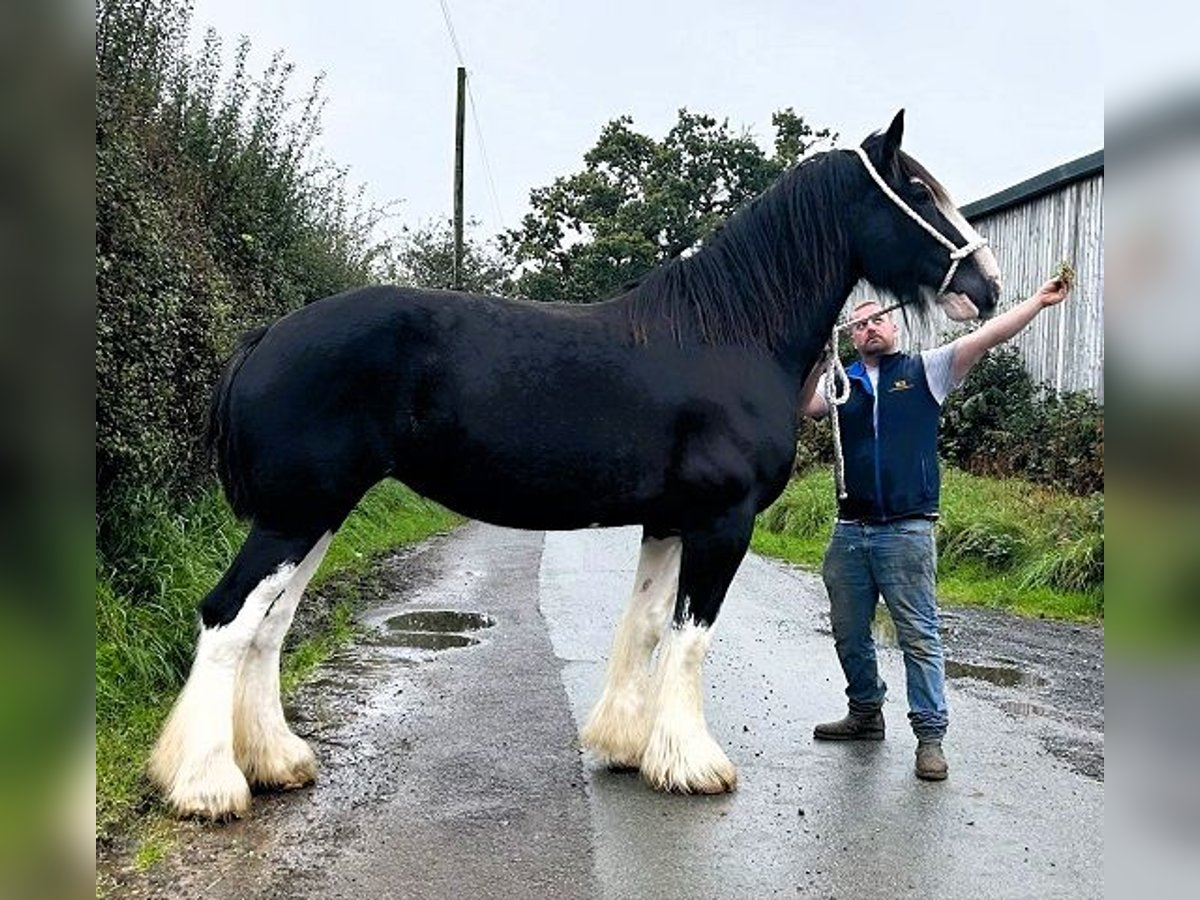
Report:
836,352,942,522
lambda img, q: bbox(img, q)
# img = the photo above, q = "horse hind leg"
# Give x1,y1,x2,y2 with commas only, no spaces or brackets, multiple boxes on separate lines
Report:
581,533,681,769
148,526,324,820
233,531,333,791
640,510,753,794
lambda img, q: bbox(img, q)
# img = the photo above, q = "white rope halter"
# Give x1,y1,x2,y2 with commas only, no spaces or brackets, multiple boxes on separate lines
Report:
821,149,990,500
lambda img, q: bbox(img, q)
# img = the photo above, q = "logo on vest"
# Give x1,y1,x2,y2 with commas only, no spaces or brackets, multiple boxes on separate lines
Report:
888,379,913,392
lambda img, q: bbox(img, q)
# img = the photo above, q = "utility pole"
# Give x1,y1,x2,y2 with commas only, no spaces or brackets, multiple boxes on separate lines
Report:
453,66,466,290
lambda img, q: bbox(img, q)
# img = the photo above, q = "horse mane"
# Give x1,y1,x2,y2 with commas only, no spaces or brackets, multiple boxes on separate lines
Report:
621,151,858,349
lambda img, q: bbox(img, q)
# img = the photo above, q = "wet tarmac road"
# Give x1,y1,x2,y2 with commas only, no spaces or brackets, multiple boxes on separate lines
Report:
109,522,1103,899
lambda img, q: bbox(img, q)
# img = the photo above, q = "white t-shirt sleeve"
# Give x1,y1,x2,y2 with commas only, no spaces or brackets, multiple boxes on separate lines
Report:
921,343,963,405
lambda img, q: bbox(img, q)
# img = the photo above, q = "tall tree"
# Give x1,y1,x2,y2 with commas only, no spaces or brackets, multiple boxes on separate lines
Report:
499,108,835,303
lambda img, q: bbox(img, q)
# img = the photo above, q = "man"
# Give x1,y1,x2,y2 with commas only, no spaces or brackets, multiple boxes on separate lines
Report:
800,276,1070,780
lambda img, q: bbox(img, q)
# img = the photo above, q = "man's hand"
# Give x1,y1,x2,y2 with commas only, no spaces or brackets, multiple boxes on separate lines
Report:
1034,276,1071,309
799,347,832,419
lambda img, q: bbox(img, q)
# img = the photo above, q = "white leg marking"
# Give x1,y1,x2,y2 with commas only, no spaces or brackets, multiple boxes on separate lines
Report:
148,563,297,819
640,621,737,794
580,537,680,768
234,533,332,789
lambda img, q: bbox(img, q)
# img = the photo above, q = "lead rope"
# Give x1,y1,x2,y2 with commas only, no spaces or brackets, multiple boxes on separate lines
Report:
822,336,851,500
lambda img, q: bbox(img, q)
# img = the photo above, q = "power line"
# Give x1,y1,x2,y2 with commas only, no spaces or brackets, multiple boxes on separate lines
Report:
435,0,506,231
436,0,466,67
465,78,505,230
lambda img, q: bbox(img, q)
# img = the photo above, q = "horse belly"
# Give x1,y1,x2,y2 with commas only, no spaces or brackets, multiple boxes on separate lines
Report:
400,431,667,530
392,389,671,530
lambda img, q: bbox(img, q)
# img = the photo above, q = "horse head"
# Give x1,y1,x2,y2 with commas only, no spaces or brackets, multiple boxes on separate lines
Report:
851,110,1001,322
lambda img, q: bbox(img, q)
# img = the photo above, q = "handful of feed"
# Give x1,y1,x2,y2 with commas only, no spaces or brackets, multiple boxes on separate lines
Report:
1054,260,1076,290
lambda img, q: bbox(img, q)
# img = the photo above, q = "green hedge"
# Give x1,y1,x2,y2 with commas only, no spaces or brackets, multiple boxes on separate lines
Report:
96,0,381,559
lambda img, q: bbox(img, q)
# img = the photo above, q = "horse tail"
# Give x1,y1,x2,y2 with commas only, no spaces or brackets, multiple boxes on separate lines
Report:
206,324,270,519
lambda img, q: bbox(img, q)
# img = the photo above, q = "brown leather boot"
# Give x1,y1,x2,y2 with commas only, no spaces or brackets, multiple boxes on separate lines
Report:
915,739,949,780
812,710,885,741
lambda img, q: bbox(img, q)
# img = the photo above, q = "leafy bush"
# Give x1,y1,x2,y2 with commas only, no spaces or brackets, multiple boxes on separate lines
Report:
93,0,477,845
939,346,1103,495
96,0,383,556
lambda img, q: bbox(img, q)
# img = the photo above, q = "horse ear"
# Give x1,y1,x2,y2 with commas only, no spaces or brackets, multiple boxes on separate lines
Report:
881,109,905,161
861,109,905,171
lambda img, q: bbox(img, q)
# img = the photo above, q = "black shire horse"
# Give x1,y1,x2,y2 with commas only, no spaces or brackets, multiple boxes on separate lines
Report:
150,111,1000,818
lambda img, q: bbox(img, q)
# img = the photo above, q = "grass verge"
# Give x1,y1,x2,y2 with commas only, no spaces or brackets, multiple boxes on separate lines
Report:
753,467,1103,622
95,481,460,849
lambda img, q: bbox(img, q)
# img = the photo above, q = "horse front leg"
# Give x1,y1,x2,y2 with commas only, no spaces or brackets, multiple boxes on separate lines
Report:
581,533,681,769
640,508,753,794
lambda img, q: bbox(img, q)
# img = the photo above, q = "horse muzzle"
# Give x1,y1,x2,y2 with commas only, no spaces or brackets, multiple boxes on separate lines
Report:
938,291,981,321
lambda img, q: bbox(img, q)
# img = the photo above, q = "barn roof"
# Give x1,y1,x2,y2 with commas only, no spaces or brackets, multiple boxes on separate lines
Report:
961,149,1104,221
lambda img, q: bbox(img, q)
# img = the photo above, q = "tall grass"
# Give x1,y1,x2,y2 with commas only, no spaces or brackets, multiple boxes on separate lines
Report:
753,468,1103,620
96,481,459,841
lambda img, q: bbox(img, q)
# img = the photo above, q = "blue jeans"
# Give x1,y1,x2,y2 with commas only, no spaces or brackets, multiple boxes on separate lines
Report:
821,518,948,740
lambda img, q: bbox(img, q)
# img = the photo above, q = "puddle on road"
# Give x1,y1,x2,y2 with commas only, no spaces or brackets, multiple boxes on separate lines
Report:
866,612,1048,690
821,610,1049,692
945,660,1047,688
386,610,494,634
376,631,479,651
370,609,496,654
1000,699,1049,717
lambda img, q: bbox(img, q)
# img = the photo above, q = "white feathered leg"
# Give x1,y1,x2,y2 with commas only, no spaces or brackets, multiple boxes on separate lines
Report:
580,536,680,768
148,564,297,819
234,532,332,789
640,621,736,793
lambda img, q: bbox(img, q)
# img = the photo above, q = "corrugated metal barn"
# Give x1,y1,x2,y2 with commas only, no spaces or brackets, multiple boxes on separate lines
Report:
855,150,1105,402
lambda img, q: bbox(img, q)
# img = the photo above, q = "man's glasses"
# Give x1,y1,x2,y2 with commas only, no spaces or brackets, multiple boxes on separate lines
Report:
850,313,889,333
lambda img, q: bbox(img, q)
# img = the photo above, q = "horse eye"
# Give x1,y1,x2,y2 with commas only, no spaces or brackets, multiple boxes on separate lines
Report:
909,179,935,204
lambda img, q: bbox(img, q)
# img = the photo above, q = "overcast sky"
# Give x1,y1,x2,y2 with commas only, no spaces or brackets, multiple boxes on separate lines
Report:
186,0,1104,240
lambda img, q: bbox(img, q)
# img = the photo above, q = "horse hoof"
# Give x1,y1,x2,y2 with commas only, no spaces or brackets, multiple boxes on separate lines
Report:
639,730,738,795
162,761,252,821
683,768,738,795
643,763,738,795
239,734,318,791
581,697,651,771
